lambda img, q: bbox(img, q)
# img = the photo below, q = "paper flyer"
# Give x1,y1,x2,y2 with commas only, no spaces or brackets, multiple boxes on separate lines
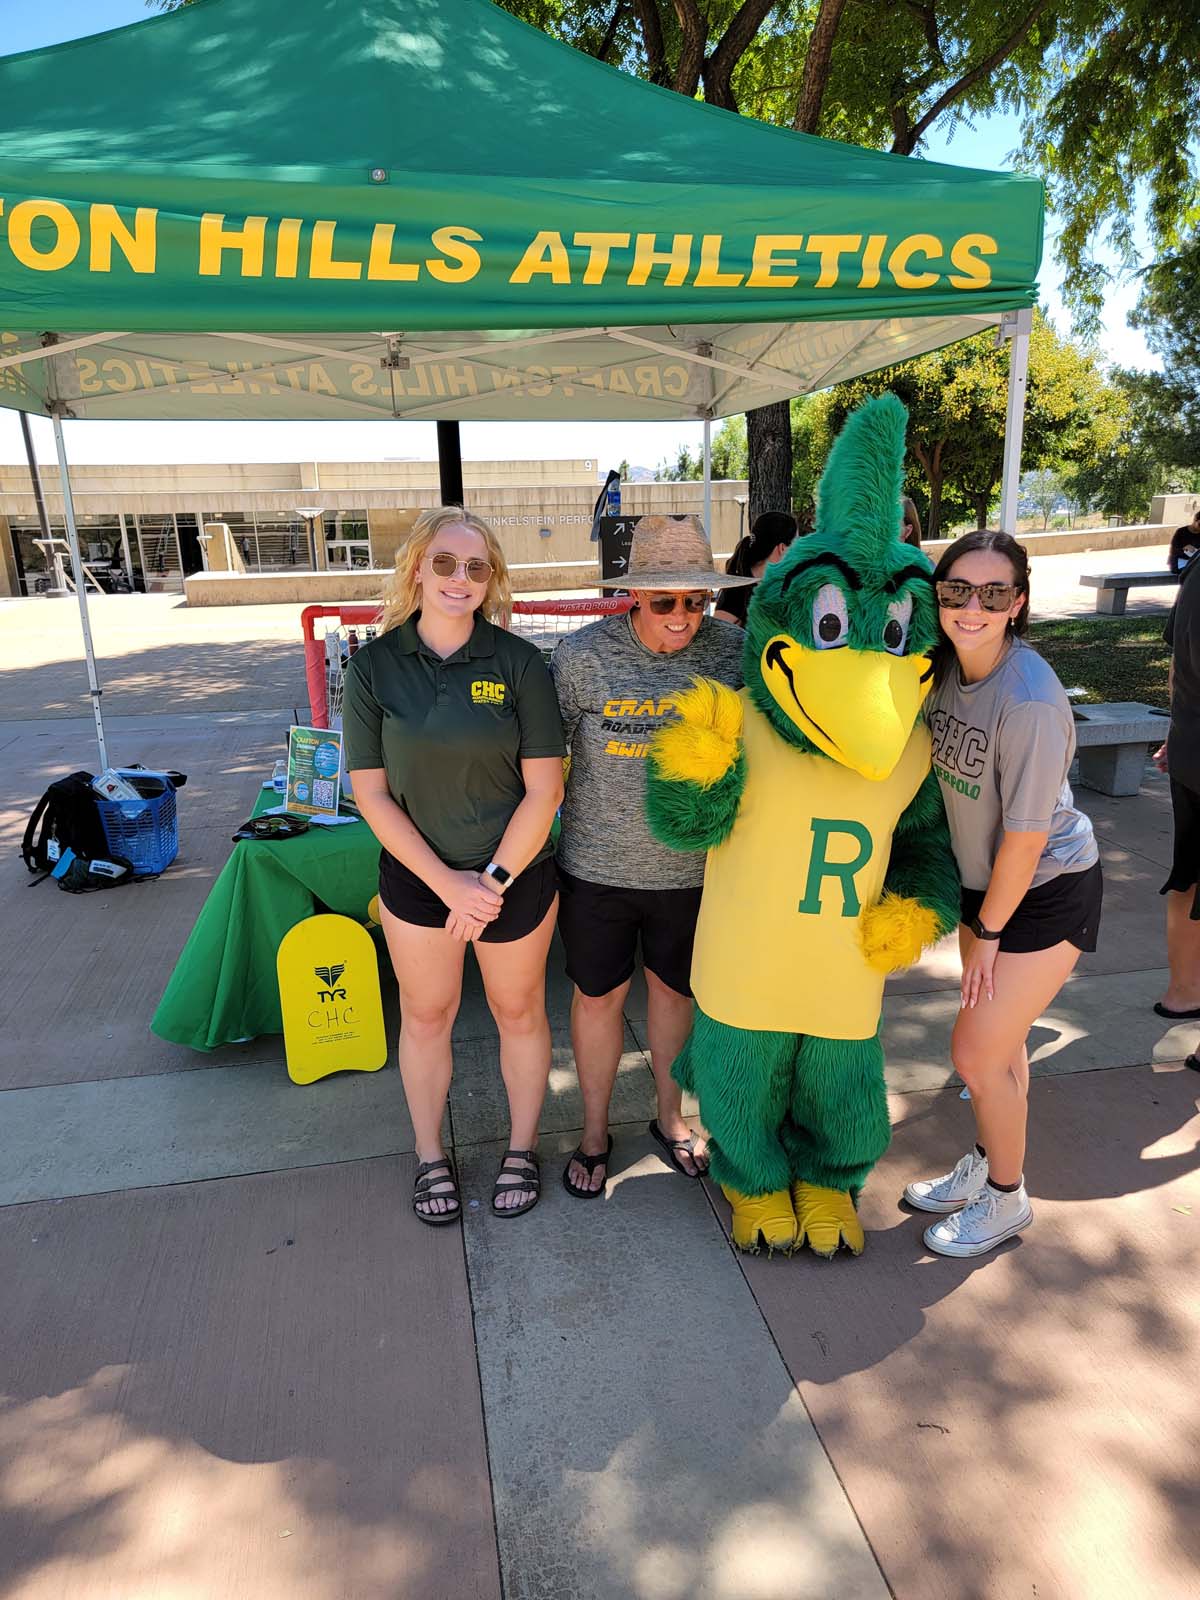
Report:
286,725,343,816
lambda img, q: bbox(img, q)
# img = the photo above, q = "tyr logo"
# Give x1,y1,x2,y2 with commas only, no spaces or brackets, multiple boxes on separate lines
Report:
314,962,347,1001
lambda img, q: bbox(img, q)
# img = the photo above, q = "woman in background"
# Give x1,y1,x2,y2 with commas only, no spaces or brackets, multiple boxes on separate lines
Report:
712,510,798,626
901,496,923,548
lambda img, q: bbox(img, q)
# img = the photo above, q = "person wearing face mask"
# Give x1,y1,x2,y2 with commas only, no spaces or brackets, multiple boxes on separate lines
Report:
712,510,798,626
1167,511,1200,576
550,516,752,1200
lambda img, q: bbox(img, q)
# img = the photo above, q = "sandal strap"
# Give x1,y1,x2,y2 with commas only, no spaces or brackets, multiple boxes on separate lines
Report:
415,1176,460,1196
501,1148,538,1163
495,1166,540,1186
416,1156,454,1178
568,1141,611,1174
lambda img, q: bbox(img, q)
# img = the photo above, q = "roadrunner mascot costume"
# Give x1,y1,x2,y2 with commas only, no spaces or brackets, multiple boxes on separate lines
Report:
646,394,959,1257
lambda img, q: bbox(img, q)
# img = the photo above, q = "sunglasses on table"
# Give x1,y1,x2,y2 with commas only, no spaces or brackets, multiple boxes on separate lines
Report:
935,579,1020,612
645,592,712,614
426,551,494,583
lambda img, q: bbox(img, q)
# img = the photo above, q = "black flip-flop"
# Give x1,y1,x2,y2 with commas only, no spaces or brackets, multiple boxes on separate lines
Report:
649,1119,709,1178
1153,1002,1200,1019
562,1135,613,1199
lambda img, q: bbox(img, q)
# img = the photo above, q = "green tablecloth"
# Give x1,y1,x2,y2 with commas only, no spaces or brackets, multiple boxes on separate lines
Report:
151,791,381,1051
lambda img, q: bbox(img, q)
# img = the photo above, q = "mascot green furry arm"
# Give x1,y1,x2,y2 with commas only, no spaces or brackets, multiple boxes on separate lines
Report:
646,393,960,1259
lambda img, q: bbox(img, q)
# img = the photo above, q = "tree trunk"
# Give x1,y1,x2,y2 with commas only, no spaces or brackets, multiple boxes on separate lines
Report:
746,401,793,522
926,471,944,541
975,493,991,528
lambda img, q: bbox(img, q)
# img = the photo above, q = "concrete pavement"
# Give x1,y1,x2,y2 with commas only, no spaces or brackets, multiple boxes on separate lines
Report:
1,562,1198,1599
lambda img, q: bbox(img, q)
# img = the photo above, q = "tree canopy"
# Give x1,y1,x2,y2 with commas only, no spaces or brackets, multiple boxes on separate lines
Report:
799,313,1123,537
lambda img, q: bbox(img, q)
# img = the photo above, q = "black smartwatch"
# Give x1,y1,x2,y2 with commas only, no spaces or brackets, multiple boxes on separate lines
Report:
968,914,1002,941
482,861,513,893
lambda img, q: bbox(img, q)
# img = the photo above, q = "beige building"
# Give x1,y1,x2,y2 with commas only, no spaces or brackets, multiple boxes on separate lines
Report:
0,457,751,598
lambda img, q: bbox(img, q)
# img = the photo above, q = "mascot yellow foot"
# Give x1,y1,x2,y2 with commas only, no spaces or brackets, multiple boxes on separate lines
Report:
721,1185,797,1255
792,1181,865,1258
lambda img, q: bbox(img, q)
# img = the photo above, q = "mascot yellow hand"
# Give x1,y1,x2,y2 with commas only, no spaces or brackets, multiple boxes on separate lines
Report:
858,891,941,974
652,678,744,787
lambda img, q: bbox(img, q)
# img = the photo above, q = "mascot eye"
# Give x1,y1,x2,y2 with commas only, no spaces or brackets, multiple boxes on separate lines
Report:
884,593,913,655
812,584,849,650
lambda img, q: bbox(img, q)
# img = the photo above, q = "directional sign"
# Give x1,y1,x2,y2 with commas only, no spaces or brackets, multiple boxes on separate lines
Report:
598,516,641,594
277,913,387,1084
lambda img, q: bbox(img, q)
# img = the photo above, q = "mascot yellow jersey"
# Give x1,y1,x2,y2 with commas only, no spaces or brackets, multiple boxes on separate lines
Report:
692,694,931,1039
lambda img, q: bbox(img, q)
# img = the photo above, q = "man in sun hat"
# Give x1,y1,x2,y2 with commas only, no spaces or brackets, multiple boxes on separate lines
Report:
550,514,755,1201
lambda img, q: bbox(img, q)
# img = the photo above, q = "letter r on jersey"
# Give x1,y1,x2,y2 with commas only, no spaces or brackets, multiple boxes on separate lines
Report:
797,819,873,917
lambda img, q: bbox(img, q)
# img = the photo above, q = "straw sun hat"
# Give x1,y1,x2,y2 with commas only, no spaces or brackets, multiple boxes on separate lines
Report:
598,514,756,591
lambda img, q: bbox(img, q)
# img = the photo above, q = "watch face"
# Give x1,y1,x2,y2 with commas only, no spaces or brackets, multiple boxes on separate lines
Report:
487,864,511,885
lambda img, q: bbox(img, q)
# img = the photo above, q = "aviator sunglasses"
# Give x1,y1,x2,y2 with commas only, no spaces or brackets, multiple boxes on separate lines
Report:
935,578,1020,613
645,592,712,615
427,551,494,583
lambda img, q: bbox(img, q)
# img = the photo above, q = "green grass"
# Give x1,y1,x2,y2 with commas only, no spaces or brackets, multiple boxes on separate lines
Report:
1028,615,1172,707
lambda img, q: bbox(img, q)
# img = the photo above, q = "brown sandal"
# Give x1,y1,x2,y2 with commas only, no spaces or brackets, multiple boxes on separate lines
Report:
412,1157,461,1227
492,1148,541,1218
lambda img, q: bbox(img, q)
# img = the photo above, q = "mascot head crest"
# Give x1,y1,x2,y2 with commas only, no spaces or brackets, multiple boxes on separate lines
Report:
744,393,938,781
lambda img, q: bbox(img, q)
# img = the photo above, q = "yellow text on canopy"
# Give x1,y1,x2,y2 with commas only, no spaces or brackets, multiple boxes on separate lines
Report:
0,199,1000,293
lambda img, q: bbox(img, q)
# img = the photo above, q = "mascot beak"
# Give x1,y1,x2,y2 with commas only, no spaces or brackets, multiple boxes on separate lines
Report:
762,635,932,781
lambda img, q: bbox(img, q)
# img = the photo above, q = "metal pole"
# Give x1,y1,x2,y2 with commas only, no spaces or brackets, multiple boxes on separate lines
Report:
52,414,109,770
19,410,53,544
998,306,1033,534
702,417,713,533
117,511,135,585
437,420,465,506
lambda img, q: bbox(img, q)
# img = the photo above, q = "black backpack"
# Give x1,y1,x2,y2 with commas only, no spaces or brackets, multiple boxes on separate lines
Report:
21,771,113,880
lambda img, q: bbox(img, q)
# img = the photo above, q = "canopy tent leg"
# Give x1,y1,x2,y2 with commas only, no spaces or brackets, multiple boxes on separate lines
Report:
52,414,109,771
702,416,712,536
19,411,53,547
998,306,1033,535
437,420,465,506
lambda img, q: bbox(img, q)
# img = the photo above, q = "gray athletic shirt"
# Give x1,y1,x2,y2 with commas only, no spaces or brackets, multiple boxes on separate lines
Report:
551,612,745,888
928,637,1098,891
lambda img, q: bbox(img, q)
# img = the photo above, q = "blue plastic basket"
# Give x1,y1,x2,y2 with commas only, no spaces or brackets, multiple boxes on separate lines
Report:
95,771,179,877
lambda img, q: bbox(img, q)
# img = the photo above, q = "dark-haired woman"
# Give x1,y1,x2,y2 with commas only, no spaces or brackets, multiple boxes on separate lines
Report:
905,529,1102,1257
712,511,798,626
1167,510,1200,576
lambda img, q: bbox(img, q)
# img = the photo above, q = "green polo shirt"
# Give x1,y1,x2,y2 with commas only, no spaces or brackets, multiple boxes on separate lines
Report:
341,614,565,871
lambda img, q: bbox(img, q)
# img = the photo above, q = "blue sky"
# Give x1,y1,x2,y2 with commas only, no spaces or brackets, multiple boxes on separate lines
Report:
0,0,1154,468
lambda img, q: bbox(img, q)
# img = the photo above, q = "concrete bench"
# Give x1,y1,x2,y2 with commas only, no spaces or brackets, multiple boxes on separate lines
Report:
1071,702,1168,795
1080,570,1176,615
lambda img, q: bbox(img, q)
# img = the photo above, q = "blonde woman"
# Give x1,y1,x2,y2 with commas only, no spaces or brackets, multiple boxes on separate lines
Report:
342,508,565,1227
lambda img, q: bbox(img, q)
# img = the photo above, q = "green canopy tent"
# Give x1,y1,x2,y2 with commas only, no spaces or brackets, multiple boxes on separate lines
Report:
0,0,1042,763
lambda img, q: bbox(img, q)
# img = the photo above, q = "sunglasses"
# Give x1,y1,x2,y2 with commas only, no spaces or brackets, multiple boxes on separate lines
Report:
935,578,1020,613
645,592,711,615
427,551,494,583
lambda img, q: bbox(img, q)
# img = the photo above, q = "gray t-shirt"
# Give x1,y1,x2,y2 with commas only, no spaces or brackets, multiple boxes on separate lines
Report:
928,637,1098,891
551,612,745,888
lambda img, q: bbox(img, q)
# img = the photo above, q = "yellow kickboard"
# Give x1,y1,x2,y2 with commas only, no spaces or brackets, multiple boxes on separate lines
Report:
277,913,388,1084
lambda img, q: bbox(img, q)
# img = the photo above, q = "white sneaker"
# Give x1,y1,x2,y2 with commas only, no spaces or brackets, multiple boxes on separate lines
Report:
924,1183,1033,1258
904,1148,989,1214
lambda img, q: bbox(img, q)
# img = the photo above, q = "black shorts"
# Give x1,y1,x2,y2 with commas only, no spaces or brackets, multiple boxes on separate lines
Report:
556,867,702,997
378,851,558,943
960,861,1103,954
1160,778,1200,919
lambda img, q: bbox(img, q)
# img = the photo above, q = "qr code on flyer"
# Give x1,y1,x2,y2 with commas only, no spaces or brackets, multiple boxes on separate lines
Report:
312,778,337,811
